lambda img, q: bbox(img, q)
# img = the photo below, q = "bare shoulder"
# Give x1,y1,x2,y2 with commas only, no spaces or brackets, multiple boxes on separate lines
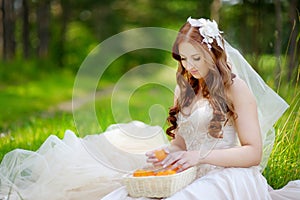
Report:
227,77,256,103
228,77,249,92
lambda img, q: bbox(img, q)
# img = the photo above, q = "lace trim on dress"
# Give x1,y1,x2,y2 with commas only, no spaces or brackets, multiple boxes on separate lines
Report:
176,99,239,177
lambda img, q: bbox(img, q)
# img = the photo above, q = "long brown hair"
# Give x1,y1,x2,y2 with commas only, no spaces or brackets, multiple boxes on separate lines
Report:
166,22,236,139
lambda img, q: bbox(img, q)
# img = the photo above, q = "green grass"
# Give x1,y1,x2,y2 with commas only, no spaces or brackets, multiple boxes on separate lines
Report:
0,66,76,159
0,69,75,130
0,112,76,159
263,89,300,189
0,54,299,190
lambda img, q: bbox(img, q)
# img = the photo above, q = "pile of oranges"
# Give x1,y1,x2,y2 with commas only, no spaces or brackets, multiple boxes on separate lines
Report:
133,169,177,177
133,149,178,177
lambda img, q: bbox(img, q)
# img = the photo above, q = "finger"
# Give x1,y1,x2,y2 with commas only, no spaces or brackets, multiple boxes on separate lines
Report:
163,147,170,154
152,161,163,167
145,150,158,159
145,151,155,157
177,163,190,173
169,163,182,171
162,154,181,168
161,151,185,168
171,159,185,169
160,155,175,168
146,154,157,160
169,153,185,166
146,158,159,163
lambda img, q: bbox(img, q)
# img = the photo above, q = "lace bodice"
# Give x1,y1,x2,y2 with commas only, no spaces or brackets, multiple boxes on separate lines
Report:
177,99,240,177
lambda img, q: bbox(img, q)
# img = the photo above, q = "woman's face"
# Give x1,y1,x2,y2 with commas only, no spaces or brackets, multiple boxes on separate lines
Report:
178,42,210,79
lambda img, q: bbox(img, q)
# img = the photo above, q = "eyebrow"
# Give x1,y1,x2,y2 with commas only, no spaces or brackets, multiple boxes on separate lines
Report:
179,53,201,57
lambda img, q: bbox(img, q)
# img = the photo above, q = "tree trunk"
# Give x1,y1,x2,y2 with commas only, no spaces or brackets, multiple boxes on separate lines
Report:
250,2,262,72
274,0,282,85
22,0,30,59
287,0,299,81
37,0,50,58
0,0,3,58
210,0,222,23
2,0,15,60
57,0,70,67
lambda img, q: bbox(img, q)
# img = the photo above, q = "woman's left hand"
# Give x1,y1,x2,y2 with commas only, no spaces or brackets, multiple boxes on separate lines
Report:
161,150,199,172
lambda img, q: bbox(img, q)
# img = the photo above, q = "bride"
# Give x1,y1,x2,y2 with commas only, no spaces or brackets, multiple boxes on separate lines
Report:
0,17,299,200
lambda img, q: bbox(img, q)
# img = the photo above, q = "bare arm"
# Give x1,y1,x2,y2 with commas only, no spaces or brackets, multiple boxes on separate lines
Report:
169,134,186,152
199,78,262,167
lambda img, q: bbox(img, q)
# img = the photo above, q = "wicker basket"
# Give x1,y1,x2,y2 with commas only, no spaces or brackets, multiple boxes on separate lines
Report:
122,167,197,198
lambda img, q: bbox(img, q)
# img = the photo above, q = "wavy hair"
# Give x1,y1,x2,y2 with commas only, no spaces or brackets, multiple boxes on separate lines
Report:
166,22,236,139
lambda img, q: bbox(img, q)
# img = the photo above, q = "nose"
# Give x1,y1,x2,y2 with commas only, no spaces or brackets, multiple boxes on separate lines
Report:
185,60,194,71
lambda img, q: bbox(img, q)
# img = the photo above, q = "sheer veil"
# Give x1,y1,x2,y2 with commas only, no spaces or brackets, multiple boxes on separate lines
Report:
224,41,289,171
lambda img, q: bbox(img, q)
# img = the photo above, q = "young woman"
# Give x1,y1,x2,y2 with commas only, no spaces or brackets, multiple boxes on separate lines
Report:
0,17,299,200
102,17,300,199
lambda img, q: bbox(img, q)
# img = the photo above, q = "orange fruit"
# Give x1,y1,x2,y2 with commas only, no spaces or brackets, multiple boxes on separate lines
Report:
154,149,167,161
167,164,181,172
165,169,177,175
155,169,176,176
133,169,155,177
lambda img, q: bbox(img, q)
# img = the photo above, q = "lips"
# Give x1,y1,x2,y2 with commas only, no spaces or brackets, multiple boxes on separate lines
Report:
190,70,198,74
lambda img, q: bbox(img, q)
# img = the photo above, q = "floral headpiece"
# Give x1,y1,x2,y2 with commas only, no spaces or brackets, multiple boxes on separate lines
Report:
187,17,223,50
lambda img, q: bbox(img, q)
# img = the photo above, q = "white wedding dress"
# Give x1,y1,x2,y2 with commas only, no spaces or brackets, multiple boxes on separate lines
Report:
102,99,300,200
1,99,299,200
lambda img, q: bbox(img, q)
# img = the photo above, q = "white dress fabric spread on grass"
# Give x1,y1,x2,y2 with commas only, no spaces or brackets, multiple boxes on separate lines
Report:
0,121,169,200
0,101,299,200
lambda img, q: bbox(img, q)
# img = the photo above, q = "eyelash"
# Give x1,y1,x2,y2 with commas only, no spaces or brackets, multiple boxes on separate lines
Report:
181,57,200,61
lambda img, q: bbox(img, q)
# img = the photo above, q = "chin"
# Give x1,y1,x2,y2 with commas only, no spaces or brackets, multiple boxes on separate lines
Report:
192,74,202,79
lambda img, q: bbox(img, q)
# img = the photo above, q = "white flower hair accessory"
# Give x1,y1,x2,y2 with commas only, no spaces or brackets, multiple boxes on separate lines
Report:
187,17,224,50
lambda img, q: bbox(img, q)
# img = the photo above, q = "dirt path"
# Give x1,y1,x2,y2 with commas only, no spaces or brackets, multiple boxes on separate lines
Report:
50,86,114,112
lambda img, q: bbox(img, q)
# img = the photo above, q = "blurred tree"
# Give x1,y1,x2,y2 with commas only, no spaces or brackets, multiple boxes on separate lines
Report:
22,0,30,59
56,0,70,67
0,0,297,77
287,0,299,81
211,0,222,23
196,0,213,19
274,0,282,84
0,0,2,58
2,0,16,60
36,0,50,58
221,0,285,72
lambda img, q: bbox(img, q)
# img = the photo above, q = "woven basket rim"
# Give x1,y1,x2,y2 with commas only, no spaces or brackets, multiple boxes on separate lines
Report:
122,166,197,198
123,166,196,179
